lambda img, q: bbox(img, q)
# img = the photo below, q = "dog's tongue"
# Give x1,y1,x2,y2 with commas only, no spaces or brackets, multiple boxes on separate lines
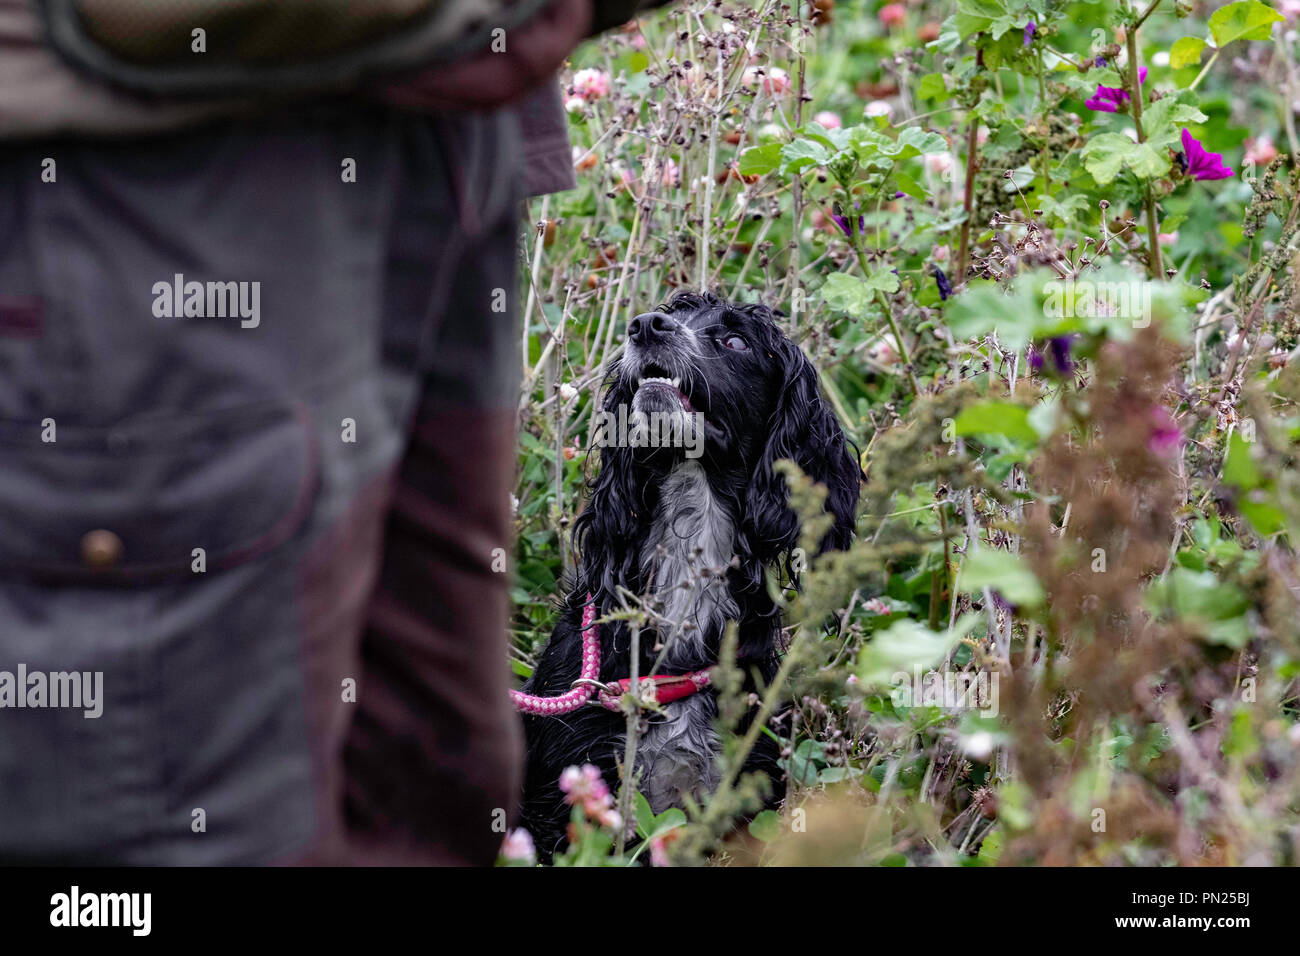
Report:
677,389,694,412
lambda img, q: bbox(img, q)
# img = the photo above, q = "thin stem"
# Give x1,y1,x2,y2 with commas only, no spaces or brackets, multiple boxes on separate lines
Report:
956,110,980,282
853,246,922,397
1035,49,1051,195
1133,0,1163,31
1188,48,1220,93
1124,17,1163,279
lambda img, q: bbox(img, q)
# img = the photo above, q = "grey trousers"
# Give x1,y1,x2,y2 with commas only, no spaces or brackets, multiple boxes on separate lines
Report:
0,104,524,864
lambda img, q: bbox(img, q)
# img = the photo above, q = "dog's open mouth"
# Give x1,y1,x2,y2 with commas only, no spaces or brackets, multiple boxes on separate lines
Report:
636,363,695,412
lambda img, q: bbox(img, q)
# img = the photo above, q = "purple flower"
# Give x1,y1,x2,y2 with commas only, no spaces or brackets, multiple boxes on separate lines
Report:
1048,335,1074,373
934,267,952,300
1023,22,1037,46
1179,128,1234,181
1029,335,1074,374
830,202,865,237
1085,66,1147,113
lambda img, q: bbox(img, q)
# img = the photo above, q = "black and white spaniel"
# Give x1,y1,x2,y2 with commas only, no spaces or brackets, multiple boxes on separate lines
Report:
518,290,861,859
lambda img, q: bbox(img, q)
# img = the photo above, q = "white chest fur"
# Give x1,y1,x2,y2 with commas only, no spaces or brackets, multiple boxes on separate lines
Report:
639,460,736,670
636,460,736,812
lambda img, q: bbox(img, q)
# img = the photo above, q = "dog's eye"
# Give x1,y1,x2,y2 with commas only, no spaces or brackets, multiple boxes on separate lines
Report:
721,334,749,351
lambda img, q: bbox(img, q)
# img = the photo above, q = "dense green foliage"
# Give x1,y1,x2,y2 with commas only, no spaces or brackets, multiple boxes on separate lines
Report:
506,0,1300,865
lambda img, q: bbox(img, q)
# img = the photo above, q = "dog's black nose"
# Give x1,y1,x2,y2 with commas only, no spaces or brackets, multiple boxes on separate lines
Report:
628,311,680,346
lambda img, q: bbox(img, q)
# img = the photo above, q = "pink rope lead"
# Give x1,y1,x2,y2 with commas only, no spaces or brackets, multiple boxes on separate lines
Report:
510,596,602,716
510,595,713,716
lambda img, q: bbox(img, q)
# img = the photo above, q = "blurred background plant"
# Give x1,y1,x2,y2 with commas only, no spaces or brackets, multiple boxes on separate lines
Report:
506,0,1300,865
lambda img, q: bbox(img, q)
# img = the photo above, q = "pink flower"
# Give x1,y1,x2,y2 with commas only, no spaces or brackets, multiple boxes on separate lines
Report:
1158,232,1178,246
924,152,954,177
1085,66,1147,113
1279,0,1300,19
1148,408,1182,456
742,66,790,95
864,100,893,119
649,834,674,866
657,157,681,187
878,3,906,27
560,763,609,803
572,68,611,101
867,341,899,366
814,110,843,129
500,828,536,864
1244,136,1278,167
593,806,623,831
559,764,624,828
865,597,892,615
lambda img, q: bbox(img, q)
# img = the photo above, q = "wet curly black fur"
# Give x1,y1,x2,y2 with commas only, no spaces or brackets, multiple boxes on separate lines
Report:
518,291,861,861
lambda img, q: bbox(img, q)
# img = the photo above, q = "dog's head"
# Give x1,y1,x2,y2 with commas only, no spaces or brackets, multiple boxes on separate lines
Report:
577,291,862,595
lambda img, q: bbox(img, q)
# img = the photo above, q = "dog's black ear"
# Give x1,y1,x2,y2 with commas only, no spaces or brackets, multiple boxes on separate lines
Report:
744,335,862,568
572,370,645,600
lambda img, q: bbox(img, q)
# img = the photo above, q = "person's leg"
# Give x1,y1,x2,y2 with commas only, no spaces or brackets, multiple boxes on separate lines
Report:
341,113,527,866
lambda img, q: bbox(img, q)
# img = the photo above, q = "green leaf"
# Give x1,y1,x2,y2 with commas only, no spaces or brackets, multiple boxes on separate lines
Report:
1222,432,1287,536
737,143,782,176
1146,568,1252,648
954,12,994,37
864,268,901,294
955,0,1008,22
819,273,875,317
634,791,655,839
989,14,1017,39
1170,35,1207,69
646,808,687,839
856,617,978,687
1208,0,1284,47
953,400,1039,444
802,121,853,152
943,277,1042,349
895,126,950,158
959,548,1045,608
779,138,832,173
748,810,783,842
1238,495,1287,537
850,126,947,164
1223,707,1260,759
1081,133,1170,183
894,170,929,200
1126,142,1173,180
917,72,949,102
1081,133,1136,185
976,827,1003,864
1142,95,1209,149
789,738,825,785
1222,431,1262,490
